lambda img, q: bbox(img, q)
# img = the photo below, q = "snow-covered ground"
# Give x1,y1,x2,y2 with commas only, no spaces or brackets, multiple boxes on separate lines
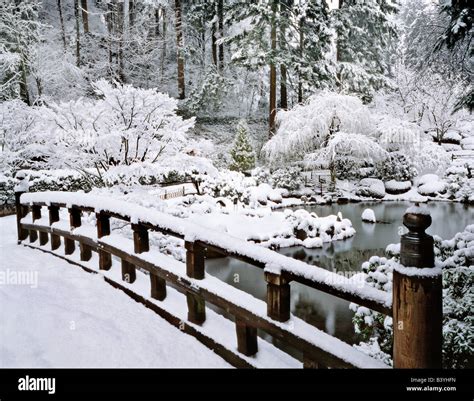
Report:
0,215,230,368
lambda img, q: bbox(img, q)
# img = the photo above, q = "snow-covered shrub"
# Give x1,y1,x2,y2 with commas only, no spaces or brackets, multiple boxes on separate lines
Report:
252,167,272,186
284,209,355,246
334,156,361,180
356,178,386,199
416,174,447,196
0,173,15,206
444,165,474,203
351,226,474,368
200,170,255,203
229,120,256,173
262,92,373,164
0,100,49,171
350,255,394,363
271,167,303,191
384,180,412,195
247,184,283,206
375,152,417,182
412,142,451,176
45,80,195,176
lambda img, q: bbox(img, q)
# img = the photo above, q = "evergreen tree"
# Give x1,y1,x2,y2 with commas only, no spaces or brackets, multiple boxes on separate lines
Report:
334,0,399,102
229,121,256,172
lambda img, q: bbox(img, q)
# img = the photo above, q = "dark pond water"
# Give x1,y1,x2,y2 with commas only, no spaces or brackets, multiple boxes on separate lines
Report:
206,201,473,350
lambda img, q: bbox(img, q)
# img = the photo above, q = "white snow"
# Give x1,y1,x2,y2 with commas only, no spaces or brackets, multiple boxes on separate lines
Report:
405,205,431,215
361,208,376,223
0,216,230,368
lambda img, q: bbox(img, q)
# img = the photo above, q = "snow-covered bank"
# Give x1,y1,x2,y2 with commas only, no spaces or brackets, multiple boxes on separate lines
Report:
0,216,230,368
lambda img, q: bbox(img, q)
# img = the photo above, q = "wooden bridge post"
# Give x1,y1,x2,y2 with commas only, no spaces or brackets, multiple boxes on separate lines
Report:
235,318,258,356
29,205,40,243
33,205,49,246
48,205,61,250
265,271,291,322
96,212,112,270
185,241,206,325
15,191,29,242
393,207,442,368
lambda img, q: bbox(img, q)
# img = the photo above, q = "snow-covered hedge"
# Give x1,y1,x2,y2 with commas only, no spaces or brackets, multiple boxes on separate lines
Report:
350,226,474,368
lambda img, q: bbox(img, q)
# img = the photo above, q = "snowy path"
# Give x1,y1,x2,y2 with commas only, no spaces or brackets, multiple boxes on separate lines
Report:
0,216,230,368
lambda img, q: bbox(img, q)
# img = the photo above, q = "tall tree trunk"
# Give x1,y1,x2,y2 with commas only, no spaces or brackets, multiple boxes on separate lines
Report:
174,0,185,99
336,0,344,88
57,0,67,51
74,0,81,66
19,58,30,105
211,22,218,67
218,0,224,71
117,1,125,82
269,0,278,137
129,0,135,28
161,7,167,82
81,0,89,34
298,16,305,104
155,8,160,37
279,1,288,110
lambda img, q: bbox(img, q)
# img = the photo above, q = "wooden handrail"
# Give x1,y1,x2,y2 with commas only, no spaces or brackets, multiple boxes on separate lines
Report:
19,195,392,315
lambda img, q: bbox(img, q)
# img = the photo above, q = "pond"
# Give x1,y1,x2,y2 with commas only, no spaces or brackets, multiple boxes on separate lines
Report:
206,201,473,350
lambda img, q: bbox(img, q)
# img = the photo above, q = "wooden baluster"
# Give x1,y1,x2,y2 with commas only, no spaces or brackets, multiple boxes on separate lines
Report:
235,318,258,356
70,208,91,262
185,241,206,324
96,212,112,270
15,191,29,242
29,205,40,243
265,271,291,322
48,205,61,250
150,274,166,301
64,208,79,255
34,205,49,246
303,354,327,369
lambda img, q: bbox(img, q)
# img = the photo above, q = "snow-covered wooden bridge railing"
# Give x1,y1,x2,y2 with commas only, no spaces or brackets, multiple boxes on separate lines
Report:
15,190,442,369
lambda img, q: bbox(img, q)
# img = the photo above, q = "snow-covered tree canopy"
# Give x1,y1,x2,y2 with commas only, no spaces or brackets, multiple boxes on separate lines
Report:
262,92,373,164
306,132,387,168
45,80,195,173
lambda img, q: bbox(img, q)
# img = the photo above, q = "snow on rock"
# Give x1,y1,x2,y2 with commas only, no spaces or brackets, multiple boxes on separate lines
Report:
384,180,411,195
357,178,386,199
361,208,376,223
248,183,283,206
417,174,447,196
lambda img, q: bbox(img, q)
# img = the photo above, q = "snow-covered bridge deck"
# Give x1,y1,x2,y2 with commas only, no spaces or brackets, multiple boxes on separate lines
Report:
0,216,229,368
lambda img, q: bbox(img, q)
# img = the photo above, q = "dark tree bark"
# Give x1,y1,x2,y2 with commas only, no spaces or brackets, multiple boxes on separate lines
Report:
19,59,30,105
298,16,305,104
269,0,278,137
117,1,125,82
279,1,288,110
56,0,67,51
81,0,89,34
129,0,135,28
211,22,218,67
174,0,186,99
74,0,81,66
218,0,224,71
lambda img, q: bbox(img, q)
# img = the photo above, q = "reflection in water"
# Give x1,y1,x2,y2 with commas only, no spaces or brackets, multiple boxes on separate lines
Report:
206,202,473,347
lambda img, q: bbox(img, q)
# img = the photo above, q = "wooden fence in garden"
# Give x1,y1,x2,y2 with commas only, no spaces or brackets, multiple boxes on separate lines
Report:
14,188,443,369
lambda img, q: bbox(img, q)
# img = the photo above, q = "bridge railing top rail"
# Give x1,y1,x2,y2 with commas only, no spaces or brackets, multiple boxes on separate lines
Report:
20,191,391,315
